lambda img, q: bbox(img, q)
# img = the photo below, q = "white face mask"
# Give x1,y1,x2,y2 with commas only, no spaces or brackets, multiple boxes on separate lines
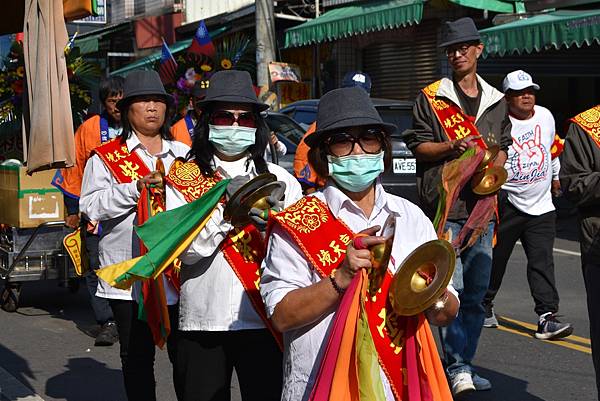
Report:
327,152,384,192
208,124,257,156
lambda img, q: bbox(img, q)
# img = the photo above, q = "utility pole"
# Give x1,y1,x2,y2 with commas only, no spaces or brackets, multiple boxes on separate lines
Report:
255,0,277,88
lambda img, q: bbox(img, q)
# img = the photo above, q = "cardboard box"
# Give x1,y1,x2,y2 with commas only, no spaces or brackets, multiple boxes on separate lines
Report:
0,166,64,228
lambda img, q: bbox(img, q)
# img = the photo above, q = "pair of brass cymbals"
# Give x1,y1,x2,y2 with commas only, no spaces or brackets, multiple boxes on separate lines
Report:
471,145,508,195
223,174,285,227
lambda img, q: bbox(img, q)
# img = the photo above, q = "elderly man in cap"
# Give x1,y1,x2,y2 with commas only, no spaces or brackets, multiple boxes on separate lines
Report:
80,70,189,401
402,17,512,396
560,103,600,399
171,80,208,146
482,70,573,340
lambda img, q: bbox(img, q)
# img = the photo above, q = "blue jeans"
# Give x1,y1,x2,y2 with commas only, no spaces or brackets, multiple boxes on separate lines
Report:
441,220,494,378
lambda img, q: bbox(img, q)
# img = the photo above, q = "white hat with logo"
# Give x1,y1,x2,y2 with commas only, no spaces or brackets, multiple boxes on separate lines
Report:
502,70,540,92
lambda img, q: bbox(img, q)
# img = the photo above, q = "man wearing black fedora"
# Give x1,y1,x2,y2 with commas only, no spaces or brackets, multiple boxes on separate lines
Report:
402,17,512,396
80,69,190,401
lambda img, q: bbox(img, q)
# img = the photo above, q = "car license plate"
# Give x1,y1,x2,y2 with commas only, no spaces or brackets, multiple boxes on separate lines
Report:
393,158,416,174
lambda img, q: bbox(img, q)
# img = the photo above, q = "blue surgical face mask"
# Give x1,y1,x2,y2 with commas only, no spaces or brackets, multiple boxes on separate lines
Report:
208,124,257,156
327,152,384,192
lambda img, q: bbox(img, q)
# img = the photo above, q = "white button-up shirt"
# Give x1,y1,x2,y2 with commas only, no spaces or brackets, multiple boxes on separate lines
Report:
80,133,190,302
170,156,303,331
260,182,457,401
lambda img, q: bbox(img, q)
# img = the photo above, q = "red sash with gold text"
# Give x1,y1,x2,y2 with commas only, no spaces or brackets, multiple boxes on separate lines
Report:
422,80,487,149
270,196,428,400
166,159,283,349
571,105,600,149
94,137,176,347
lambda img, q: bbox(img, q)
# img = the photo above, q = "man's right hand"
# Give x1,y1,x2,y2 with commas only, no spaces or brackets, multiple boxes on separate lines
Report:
65,214,80,229
449,135,482,158
226,175,251,200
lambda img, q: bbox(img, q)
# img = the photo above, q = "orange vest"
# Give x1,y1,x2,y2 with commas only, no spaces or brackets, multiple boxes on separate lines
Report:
53,115,104,198
170,116,193,147
293,122,326,188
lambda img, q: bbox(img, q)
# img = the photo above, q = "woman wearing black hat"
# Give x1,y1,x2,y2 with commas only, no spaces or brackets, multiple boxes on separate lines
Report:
260,87,459,400
166,70,302,401
80,70,189,401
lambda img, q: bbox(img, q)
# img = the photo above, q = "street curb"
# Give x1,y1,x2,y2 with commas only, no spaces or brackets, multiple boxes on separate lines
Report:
0,365,45,401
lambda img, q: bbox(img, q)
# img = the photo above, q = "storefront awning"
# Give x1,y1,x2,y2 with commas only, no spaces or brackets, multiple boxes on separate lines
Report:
284,0,423,48
480,9,600,57
110,26,229,76
448,0,524,14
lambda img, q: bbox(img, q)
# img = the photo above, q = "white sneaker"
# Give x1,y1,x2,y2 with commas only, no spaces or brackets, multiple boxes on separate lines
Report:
451,372,476,397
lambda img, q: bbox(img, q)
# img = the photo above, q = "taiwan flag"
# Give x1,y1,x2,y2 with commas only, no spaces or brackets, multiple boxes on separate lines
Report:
158,39,178,84
188,20,215,57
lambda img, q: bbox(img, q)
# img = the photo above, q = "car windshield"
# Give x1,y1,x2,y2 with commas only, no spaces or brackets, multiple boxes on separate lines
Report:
266,114,304,146
292,110,317,125
377,108,413,135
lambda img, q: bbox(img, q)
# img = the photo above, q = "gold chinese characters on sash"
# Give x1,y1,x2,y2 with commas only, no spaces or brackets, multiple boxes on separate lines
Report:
166,160,283,350
571,105,600,149
270,196,422,401
422,80,487,149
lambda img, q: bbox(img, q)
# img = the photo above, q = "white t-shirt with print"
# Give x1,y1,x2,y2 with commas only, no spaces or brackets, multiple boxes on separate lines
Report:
502,105,560,216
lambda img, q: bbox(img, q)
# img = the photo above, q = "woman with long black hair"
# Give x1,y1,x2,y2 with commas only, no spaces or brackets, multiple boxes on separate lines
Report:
167,70,302,401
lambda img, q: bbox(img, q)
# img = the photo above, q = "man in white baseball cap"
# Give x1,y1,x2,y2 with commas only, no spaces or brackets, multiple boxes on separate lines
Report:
484,69,573,341
502,69,540,92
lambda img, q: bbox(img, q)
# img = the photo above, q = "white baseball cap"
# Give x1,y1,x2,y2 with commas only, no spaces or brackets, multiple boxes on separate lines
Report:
502,70,540,92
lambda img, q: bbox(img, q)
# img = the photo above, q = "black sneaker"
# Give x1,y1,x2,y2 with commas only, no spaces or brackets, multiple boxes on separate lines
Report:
95,321,118,346
534,313,573,340
483,302,498,328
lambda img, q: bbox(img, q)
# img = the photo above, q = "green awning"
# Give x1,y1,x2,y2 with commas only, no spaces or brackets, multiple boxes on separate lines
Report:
284,0,423,48
480,9,600,57
110,26,229,76
449,0,524,14
76,36,99,54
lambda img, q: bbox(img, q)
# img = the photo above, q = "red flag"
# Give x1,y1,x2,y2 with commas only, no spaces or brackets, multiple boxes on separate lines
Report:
188,20,215,57
158,39,178,84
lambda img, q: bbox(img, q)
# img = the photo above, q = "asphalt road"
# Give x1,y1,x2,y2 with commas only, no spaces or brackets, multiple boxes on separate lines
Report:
0,212,595,401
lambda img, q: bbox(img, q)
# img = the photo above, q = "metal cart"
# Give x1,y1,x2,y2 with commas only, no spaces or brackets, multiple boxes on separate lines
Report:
0,221,78,312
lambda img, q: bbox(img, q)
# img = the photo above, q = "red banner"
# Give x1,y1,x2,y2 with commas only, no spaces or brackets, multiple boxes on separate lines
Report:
422,80,488,149
571,105,600,149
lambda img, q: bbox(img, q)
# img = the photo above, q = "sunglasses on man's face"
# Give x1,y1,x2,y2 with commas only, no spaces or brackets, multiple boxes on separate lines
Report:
210,111,257,128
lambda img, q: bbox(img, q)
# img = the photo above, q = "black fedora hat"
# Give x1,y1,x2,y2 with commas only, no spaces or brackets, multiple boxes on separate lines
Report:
439,17,481,48
305,87,397,148
196,70,269,111
116,70,173,110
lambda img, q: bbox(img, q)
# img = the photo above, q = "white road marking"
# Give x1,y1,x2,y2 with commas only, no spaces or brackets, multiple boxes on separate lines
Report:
516,241,581,256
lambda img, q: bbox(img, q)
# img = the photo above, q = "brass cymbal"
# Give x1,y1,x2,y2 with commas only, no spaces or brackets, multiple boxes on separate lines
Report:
478,145,500,171
388,240,455,316
471,165,508,195
368,214,397,297
230,181,286,227
223,173,278,226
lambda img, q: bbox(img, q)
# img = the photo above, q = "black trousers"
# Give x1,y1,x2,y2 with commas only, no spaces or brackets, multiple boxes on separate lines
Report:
177,329,282,401
484,199,560,316
583,261,600,400
109,299,182,401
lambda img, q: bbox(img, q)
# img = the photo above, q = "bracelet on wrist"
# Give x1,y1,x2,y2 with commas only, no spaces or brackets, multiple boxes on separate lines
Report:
329,271,345,296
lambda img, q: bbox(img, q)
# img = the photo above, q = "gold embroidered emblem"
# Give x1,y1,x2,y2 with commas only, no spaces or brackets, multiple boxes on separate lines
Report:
276,197,329,234
422,80,441,98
